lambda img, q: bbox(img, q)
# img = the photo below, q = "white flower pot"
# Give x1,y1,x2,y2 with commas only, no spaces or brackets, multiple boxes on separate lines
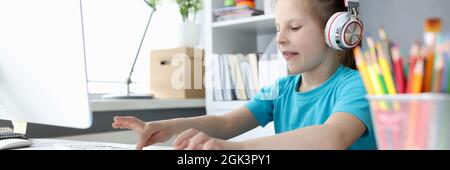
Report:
175,21,200,47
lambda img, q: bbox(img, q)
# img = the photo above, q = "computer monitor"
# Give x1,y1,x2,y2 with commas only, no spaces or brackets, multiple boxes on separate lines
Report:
0,0,92,129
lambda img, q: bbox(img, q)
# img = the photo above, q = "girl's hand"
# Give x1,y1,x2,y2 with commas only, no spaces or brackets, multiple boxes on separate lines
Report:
172,128,242,150
112,116,174,150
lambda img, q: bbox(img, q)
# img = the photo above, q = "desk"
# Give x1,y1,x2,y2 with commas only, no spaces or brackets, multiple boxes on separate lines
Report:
90,98,205,112
0,98,206,138
0,98,204,148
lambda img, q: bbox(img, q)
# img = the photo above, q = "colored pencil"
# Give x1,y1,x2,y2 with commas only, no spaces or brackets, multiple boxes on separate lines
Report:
391,44,407,93
407,43,420,93
432,46,445,93
354,47,375,95
412,59,425,94
367,36,388,94
377,42,397,94
379,27,394,73
364,51,384,95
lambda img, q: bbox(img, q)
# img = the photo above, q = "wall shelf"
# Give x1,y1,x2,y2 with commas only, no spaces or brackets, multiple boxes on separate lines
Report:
203,0,277,140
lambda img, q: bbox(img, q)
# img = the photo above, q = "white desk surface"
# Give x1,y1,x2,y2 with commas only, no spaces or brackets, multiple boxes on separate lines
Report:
19,139,173,150
19,130,174,150
90,98,205,112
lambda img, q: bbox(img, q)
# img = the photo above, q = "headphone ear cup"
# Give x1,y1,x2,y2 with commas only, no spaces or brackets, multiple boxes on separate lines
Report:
341,18,363,49
325,12,361,50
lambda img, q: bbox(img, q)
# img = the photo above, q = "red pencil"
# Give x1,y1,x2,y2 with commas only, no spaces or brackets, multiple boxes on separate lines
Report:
391,44,407,93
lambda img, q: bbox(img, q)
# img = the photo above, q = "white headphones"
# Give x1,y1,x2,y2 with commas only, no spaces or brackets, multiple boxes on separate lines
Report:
325,0,363,50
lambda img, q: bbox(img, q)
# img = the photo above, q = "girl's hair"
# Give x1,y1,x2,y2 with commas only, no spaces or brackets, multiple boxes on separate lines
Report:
276,0,357,69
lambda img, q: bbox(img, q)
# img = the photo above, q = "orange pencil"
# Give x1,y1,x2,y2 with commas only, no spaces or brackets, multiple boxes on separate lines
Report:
412,59,425,93
423,48,435,92
406,59,424,149
407,43,420,93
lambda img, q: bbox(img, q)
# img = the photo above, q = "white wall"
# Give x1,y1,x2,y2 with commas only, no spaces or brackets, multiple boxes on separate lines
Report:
360,0,450,50
82,0,204,94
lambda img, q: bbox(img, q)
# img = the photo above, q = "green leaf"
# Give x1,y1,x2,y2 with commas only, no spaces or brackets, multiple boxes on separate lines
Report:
175,0,203,22
144,0,161,11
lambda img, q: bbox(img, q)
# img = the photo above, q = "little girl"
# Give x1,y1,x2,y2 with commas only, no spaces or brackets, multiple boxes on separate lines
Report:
112,0,377,150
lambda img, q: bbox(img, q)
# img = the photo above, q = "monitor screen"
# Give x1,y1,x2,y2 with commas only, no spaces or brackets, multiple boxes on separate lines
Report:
0,0,92,129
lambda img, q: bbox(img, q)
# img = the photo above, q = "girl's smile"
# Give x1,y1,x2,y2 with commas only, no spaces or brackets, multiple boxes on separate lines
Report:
282,51,300,61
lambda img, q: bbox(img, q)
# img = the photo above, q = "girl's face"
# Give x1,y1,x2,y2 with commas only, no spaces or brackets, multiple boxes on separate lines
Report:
275,0,329,74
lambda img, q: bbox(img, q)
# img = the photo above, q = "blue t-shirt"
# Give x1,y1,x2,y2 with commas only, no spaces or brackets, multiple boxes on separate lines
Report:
245,65,377,150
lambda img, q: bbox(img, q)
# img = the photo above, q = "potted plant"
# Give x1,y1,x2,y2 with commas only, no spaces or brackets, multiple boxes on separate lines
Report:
144,0,162,11
174,0,203,47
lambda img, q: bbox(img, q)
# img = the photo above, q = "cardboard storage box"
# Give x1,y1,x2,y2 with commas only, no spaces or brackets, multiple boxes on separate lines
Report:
150,47,205,99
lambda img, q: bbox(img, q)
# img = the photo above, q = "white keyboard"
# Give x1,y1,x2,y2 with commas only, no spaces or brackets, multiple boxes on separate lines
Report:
53,143,134,150
17,139,173,150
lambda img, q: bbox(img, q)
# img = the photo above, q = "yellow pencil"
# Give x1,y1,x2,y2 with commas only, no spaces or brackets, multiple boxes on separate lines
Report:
376,42,397,94
364,51,384,95
379,27,394,73
376,42,400,111
354,47,375,95
367,36,388,94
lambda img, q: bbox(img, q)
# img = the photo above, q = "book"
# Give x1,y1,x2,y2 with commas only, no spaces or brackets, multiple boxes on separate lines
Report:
212,54,224,101
228,54,247,100
221,54,236,101
214,6,264,22
247,53,260,98
212,52,288,101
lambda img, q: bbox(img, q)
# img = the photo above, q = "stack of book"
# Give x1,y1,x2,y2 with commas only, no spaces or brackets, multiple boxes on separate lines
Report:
213,6,264,22
212,53,287,101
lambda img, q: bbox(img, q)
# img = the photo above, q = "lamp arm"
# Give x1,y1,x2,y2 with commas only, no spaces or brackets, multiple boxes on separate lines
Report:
126,10,155,94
